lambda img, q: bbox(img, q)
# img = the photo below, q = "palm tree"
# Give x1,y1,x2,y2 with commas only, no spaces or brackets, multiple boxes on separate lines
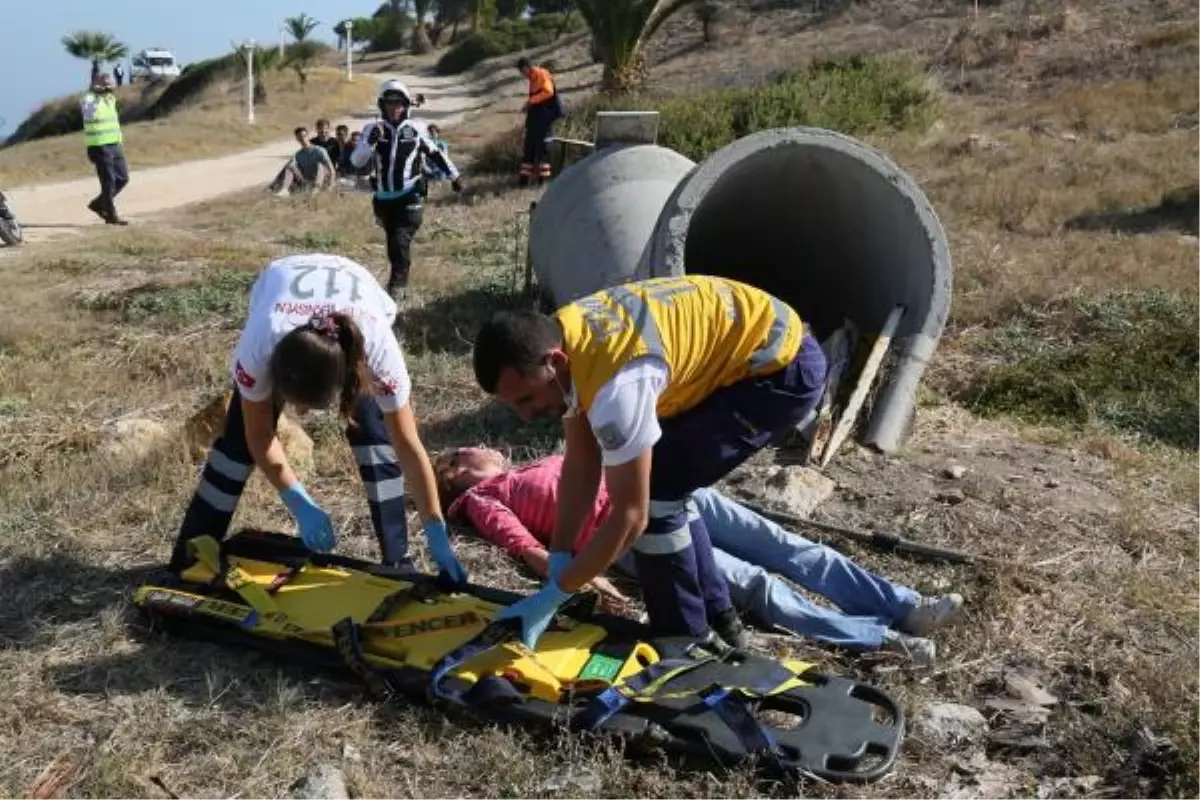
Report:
285,13,320,42
62,31,129,82
575,0,698,92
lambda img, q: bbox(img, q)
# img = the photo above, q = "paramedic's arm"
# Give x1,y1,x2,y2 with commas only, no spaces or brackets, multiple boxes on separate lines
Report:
382,401,442,524
349,124,375,169
558,451,651,592
241,396,299,493
549,413,602,554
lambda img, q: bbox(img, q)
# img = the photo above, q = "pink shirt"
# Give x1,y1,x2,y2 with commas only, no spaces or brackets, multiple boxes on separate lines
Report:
447,454,612,560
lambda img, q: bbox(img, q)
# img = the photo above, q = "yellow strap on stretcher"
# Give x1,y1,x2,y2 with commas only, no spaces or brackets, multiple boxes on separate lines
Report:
186,536,314,637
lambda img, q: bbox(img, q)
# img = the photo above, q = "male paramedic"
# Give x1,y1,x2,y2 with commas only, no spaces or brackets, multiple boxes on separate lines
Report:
471,275,828,651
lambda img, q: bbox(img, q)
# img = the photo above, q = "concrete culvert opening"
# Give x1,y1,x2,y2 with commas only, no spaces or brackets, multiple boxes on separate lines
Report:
645,128,953,452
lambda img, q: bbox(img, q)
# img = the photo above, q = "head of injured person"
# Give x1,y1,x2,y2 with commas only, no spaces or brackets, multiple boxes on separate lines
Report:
433,446,507,501
473,310,571,422
269,312,372,422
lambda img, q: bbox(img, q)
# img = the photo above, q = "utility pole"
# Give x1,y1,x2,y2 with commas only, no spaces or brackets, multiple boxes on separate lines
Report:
345,19,354,82
279,23,286,59
245,39,255,124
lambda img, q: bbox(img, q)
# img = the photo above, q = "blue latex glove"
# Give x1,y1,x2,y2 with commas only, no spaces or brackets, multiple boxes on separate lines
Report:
494,580,573,649
547,550,572,583
424,518,468,586
279,483,336,552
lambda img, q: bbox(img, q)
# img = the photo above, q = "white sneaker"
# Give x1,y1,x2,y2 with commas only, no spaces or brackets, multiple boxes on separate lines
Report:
881,630,936,668
898,593,964,637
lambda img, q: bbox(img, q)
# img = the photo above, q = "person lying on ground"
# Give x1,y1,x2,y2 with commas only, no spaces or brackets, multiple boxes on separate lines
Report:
169,253,467,588
269,126,335,195
435,447,964,666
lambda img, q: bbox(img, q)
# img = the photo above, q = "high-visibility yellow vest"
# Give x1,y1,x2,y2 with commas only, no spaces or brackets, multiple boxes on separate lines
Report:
82,92,122,147
556,275,806,419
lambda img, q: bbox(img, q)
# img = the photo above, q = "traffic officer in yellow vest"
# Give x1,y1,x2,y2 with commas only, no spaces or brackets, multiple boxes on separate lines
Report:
81,72,129,225
472,275,828,652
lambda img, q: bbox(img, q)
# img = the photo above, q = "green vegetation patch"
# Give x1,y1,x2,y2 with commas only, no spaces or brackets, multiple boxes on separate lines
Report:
475,54,939,172
435,13,583,75
79,268,256,331
958,289,1199,450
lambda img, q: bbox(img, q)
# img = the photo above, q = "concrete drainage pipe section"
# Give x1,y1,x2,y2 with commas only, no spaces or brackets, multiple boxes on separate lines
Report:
529,143,696,307
530,127,951,454
642,127,952,454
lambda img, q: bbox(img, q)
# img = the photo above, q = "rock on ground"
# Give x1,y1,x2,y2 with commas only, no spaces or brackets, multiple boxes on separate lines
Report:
911,702,989,750
184,390,314,477
285,764,349,800
762,466,836,517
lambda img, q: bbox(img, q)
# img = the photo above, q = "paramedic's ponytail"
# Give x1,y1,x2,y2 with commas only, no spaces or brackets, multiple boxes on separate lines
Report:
330,312,371,423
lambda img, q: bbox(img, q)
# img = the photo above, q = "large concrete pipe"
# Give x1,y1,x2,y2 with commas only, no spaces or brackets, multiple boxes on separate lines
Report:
641,127,952,454
529,143,695,307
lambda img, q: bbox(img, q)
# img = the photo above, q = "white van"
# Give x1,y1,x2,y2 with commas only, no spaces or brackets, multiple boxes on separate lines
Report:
130,48,182,82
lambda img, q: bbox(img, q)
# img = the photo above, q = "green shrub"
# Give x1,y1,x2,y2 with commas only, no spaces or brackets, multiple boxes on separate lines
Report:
472,124,526,174
151,53,239,118
959,289,1199,449
435,12,583,74
79,269,257,331
473,54,939,173
557,54,939,162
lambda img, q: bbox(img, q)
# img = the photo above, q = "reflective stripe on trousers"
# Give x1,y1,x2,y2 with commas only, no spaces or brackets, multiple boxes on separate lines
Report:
170,390,411,571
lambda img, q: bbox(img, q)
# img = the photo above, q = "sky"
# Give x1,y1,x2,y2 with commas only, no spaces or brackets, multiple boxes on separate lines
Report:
0,0,379,139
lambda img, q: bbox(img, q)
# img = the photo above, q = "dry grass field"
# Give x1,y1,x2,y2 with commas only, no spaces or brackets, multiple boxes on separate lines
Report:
0,0,1195,797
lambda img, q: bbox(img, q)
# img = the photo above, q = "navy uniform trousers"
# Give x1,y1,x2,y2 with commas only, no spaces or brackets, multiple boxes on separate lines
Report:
633,330,828,640
169,389,410,572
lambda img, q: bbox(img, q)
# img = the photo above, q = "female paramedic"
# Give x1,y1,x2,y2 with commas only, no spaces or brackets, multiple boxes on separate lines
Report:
168,253,466,585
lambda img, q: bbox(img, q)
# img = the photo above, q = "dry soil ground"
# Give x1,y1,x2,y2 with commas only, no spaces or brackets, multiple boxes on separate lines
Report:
0,2,1196,798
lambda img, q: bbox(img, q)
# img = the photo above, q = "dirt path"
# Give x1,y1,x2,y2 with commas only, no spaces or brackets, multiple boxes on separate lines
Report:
5,71,488,246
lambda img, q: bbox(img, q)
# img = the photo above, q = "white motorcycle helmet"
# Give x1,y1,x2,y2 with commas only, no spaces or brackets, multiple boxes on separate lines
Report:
377,79,413,118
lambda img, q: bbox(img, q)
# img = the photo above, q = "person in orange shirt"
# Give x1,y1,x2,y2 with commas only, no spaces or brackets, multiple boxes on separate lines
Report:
515,56,562,187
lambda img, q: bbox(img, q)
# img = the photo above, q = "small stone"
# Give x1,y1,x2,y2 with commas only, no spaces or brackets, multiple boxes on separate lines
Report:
1004,670,1058,706
1044,478,1060,488
537,765,601,795
96,417,171,461
286,764,349,800
944,758,1029,799
911,702,988,750
936,488,967,505
944,464,967,480
763,466,836,518
1037,775,1102,799
341,742,362,764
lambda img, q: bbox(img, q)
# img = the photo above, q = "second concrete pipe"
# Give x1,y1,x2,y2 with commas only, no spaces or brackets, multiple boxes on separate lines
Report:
528,126,952,454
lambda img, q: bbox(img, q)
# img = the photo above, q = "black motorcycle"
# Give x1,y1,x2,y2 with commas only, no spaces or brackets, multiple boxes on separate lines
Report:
0,190,22,246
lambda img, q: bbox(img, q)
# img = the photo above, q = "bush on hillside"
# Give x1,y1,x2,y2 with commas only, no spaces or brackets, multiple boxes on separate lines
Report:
959,289,1199,449
559,55,939,161
435,12,583,75
472,54,939,173
152,53,242,118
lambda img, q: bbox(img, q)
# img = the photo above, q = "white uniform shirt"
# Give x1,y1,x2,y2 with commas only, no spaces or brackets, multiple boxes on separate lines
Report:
230,254,412,412
567,356,669,467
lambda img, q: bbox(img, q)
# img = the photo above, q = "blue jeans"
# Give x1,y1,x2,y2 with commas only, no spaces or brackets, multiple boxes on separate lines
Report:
617,488,919,650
